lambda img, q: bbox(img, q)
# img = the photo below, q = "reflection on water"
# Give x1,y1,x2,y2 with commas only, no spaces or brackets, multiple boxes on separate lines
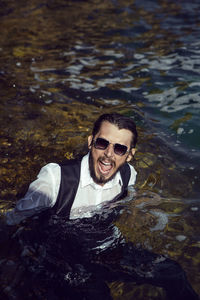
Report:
0,0,200,298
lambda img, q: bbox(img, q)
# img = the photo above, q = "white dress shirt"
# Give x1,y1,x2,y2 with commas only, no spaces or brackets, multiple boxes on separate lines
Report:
6,153,137,225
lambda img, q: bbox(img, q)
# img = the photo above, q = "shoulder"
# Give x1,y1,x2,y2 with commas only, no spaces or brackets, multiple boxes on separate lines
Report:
36,158,83,180
128,163,137,186
59,157,83,182
39,162,60,172
59,157,82,167
59,157,83,171
37,163,61,178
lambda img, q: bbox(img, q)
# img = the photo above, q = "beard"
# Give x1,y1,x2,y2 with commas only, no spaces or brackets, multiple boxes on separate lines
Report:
89,151,119,185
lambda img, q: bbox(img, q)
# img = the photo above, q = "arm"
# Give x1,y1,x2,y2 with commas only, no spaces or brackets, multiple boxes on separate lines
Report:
5,163,61,225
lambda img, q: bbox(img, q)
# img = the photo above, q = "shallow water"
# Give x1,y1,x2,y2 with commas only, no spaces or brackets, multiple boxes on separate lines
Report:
0,0,200,298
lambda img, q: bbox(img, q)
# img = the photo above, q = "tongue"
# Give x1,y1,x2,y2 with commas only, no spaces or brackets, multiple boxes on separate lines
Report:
100,162,112,172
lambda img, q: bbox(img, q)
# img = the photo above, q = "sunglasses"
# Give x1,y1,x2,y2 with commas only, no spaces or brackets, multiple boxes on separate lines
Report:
93,137,129,156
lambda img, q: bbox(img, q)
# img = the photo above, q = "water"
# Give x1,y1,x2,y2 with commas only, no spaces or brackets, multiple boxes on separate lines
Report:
0,0,200,299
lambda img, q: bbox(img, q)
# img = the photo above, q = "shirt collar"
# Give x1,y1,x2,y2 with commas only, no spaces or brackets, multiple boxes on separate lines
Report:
80,153,122,189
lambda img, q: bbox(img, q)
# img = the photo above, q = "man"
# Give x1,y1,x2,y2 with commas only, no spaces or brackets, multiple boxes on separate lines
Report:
6,113,137,224
5,113,199,300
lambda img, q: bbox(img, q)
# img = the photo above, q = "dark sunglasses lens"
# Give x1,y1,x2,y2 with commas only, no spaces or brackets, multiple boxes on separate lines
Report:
114,144,128,155
95,138,109,149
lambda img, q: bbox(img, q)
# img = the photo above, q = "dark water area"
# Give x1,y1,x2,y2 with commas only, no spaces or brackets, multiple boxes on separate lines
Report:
0,0,200,299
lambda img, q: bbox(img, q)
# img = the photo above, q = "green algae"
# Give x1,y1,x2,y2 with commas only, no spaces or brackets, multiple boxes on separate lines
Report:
0,0,199,298
170,113,193,131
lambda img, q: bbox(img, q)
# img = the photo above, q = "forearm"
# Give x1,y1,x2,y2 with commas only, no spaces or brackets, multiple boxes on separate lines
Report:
5,193,52,225
5,163,60,225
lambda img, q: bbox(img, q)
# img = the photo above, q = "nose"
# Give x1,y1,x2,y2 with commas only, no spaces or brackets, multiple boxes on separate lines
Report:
104,143,114,158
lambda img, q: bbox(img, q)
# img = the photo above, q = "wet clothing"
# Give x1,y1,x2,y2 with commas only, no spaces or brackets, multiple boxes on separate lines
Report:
6,153,136,225
4,154,199,299
17,212,199,300
53,156,131,218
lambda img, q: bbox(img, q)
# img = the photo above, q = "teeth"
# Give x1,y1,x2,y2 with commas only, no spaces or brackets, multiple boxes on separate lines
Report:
102,162,111,166
100,160,112,165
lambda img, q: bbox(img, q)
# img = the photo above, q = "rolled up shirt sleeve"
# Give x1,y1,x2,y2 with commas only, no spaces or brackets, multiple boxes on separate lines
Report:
6,163,61,225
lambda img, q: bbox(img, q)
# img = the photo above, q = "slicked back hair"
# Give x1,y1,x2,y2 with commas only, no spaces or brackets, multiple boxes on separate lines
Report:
92,113,138,148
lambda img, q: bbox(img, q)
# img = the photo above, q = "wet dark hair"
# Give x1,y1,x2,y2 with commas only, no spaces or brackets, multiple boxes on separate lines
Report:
92,113,138,147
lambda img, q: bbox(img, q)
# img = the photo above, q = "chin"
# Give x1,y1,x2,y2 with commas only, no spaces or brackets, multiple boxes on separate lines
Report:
89,151,117,185
94,169,117,185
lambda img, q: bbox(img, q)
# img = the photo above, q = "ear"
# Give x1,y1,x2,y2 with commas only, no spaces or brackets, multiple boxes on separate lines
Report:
88,135,93,149
126,148,136,162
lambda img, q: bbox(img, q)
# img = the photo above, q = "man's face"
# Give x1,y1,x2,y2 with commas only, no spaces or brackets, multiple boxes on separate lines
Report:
88,121,135,185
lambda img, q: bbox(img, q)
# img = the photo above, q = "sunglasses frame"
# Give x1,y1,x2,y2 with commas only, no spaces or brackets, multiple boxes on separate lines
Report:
93,137,129,156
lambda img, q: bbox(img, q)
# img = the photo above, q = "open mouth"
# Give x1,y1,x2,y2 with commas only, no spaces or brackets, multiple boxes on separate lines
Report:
98,159,114,176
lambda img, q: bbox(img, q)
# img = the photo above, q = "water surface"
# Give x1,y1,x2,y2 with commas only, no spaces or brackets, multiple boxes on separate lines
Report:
0,0,200,299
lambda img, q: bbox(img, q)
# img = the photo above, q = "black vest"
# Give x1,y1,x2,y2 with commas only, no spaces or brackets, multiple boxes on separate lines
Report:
52,158,131,218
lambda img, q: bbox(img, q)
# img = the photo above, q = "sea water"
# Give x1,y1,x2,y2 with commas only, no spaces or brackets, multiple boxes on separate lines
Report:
0,0,200,299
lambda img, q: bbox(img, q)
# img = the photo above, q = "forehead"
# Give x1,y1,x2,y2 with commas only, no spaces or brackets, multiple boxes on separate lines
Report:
96,121,133,146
